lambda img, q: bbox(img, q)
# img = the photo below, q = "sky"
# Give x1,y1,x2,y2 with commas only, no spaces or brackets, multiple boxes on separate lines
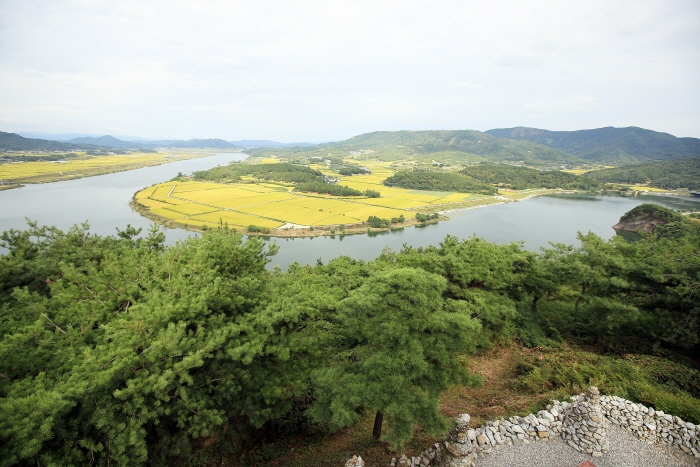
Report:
1,1,699,142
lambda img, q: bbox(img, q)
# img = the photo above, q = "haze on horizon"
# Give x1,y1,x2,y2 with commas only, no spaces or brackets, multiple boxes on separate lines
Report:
1,1,699,142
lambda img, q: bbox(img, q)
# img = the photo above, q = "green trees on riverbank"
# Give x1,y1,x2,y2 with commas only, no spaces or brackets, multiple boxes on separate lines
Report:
1,207,698,465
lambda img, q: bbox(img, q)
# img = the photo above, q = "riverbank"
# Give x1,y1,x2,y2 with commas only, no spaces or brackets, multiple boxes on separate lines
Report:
0,151,226,188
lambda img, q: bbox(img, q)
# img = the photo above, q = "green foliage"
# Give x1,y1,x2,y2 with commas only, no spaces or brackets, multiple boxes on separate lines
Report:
367,216,390,228
516,350,700,424
296,181,362,196
247,225,272,234
461,163,602,190
1,202,699,464
415,213,439,223
364,189,381,198
338,165,370,176
619,203,683,223
307,268,482,449
383,171,497,195
584,156,700,189
391,215,405,224
193,162,324,184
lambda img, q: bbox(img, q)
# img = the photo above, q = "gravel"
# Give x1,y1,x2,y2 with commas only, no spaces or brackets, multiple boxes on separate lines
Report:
474,424,700,467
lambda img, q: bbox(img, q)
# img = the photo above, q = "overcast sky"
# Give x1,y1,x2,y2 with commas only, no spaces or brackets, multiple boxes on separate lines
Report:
1,1,698,142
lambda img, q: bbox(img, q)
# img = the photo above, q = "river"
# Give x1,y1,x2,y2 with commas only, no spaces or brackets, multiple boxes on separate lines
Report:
1,153,698,269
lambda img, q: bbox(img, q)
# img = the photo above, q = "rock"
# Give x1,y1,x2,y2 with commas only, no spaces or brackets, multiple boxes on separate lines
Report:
345,455,365,467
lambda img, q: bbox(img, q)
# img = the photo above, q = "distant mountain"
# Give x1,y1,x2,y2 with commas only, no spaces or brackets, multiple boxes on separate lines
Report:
18,132,148,142
146,138,239,149
485,126,700,165
336,129,581,165
68,135,145,148
0,131,97,151
67,136,239,149
229,140,317,148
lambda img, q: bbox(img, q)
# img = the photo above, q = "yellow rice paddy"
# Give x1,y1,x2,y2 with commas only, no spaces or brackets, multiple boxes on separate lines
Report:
0,153,194,180
134,160,493,230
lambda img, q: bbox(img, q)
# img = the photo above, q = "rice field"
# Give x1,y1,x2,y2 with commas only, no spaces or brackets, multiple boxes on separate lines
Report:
0,153,200,181
134,159,506,231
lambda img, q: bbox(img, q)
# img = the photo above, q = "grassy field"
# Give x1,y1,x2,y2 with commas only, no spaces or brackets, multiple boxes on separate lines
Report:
133,160,513,233
0,151,216,184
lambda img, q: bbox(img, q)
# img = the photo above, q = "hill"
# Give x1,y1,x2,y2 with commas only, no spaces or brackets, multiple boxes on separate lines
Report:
485,126,700,165
248,129,583,167
462,163,603,190
382,171,498,195
68,135,143,148
582,155,700,190
339,130,581,165
70,136,240,150
0,131,97,151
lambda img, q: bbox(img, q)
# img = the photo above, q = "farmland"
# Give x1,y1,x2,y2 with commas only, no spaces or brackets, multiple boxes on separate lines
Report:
0,151,214,186
133,159,564,235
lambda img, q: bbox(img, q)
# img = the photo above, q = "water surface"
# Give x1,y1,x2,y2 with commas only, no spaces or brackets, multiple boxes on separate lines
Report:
1,158,698,269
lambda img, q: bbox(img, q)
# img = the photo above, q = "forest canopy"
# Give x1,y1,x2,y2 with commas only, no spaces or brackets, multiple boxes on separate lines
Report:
0,209,698,466
583,155,700,190
382,171,498,195
193,162,326,184
462,164,603,191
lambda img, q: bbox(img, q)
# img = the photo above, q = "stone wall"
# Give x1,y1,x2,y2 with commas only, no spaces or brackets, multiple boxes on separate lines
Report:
343,387,700,467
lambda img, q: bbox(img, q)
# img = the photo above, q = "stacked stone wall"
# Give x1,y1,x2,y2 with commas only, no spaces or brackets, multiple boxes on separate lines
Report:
343,387,700,466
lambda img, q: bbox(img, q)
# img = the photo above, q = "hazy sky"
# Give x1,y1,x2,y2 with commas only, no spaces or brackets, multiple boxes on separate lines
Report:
1,1,699,141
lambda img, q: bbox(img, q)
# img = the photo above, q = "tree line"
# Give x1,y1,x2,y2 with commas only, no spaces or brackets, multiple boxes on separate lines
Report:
583,155,700,190
193,162,326,184
382,171,498,195
0,206,698,466
462,164,603,191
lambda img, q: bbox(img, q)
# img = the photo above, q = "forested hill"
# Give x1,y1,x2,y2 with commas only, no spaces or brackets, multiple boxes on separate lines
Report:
462,164,603,190
583,155,700,190
485,126,700,165
248,129,583,166
0,131,97,151
337,130,581,164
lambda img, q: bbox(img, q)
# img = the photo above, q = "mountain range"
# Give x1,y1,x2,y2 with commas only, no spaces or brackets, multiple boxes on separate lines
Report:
485,126,700,165
2,127,699,167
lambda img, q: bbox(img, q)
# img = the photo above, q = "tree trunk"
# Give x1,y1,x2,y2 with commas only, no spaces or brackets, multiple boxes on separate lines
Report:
373,411,384,439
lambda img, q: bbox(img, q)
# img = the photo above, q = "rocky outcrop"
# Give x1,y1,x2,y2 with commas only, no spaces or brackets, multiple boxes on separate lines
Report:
612,203,684,234
612,218,664,234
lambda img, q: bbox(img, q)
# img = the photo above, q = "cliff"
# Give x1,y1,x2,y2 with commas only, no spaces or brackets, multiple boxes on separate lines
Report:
612,203,683,234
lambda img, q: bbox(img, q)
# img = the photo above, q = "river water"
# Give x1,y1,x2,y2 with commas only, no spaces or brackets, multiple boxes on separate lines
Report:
2,153,698,269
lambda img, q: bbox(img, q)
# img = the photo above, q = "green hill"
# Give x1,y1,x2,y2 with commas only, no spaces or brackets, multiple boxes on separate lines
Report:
462,164,603,190
249,130,582,167
382,171,497,194
485,126,700,165
583,155,700,190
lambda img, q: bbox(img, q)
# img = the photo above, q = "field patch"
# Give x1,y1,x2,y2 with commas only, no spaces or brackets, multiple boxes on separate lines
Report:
135,159,507,231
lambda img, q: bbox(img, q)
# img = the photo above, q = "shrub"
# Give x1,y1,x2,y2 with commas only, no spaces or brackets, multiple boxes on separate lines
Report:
247,225,271,234
367,216,390,228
